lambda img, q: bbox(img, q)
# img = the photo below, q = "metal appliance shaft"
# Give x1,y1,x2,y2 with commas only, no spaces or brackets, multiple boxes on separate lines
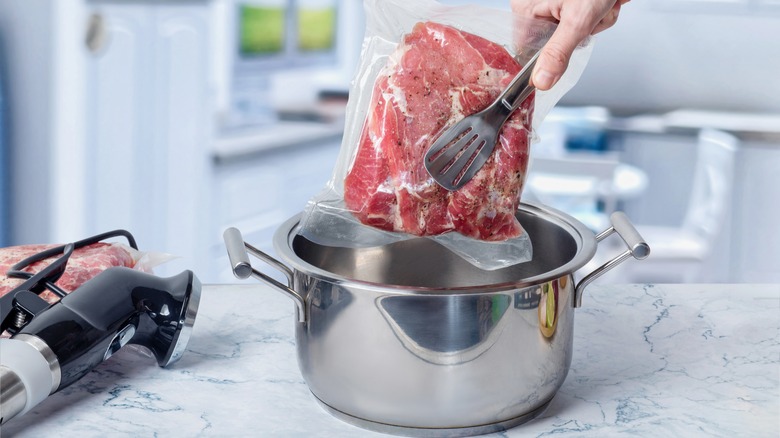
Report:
0,366,26,425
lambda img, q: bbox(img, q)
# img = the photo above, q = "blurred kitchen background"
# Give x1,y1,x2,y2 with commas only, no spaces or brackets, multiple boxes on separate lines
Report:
0,0,777,284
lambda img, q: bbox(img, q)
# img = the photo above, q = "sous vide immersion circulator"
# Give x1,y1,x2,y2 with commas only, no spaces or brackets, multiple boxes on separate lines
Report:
0,231,201,425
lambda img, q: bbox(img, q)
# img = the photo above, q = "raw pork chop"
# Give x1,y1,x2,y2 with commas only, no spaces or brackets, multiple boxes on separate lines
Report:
344,21,533,241
0,243,136,303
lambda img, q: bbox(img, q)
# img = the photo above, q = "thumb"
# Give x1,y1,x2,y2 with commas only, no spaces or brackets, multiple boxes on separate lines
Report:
532,20,590,91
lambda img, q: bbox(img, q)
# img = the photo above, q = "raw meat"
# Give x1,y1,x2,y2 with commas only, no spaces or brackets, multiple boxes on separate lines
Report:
344,21,532,241
0,243,136,303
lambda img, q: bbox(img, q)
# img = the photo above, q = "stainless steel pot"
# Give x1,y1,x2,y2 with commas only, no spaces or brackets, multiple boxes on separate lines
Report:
223,203,649,437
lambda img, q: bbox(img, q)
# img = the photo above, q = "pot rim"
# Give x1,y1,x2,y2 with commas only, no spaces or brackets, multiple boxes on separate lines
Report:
272,202,597,294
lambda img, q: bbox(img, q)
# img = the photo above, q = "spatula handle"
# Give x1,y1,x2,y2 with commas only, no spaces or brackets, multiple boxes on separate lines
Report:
498,51,539,112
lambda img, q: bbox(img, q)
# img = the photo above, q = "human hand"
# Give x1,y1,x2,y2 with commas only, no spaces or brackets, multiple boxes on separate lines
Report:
511,0,630,90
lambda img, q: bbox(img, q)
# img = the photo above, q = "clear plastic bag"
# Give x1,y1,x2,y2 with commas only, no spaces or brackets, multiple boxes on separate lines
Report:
298,0,593,270
0,241,176,304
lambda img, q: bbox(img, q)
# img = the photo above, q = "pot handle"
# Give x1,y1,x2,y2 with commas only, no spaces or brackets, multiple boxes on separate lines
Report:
223,227,306,322
574,212,650,308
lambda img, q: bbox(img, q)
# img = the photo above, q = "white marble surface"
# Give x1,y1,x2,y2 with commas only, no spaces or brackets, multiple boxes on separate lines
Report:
3,283,778,437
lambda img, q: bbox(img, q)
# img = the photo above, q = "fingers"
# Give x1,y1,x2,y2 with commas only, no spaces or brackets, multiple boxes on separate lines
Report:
532,14,592,90
592,2,622,34
529,0,625,90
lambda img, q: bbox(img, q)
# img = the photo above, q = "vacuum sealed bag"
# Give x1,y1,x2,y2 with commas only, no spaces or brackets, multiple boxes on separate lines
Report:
0,241,172,304
299,0,593,270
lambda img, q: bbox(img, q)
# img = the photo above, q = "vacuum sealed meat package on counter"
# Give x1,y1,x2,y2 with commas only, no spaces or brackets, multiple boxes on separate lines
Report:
0,231,174,304
299,0,593,270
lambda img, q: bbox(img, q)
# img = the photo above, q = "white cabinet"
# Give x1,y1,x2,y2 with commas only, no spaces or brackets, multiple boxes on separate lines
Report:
730,140,780,282
209,134,342,283
2,0,214,278
84,2,213,278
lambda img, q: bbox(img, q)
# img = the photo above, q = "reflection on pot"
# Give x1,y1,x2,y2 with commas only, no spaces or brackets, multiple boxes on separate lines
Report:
307,281,352,335
378,294,511,365
514,288,541,309
538,279,561,338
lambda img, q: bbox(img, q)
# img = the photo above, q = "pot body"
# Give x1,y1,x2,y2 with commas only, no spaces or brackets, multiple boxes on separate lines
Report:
295,273,574,431
274,204,596,434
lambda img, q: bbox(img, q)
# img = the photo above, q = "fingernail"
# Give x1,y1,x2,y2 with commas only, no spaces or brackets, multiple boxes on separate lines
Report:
533,69,557,90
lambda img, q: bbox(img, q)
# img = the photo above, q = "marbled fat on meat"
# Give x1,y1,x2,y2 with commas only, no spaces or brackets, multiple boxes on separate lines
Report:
0,243,135,303
344,21,532,241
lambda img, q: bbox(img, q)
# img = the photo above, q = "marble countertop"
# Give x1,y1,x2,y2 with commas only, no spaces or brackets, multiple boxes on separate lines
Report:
3,283,778,437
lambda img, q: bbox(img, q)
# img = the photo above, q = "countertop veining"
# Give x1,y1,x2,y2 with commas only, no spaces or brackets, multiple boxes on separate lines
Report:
3,283,778,437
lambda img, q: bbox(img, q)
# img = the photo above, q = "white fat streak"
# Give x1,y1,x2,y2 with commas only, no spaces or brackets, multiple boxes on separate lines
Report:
505,105,532,129
366,175,400,227
388,85,408,115
428,27,447,43
483,190,500,219
448,88,467,121
461,162,512,222
387,43,410,112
